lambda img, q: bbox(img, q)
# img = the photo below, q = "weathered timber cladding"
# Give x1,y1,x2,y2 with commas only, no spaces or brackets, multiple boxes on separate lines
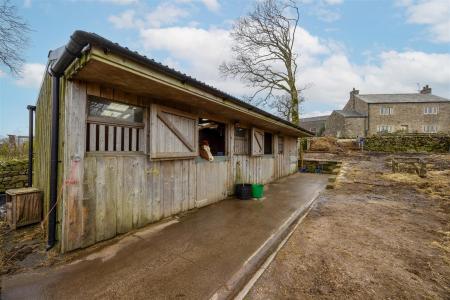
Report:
58,81,299,252
34,73,52,219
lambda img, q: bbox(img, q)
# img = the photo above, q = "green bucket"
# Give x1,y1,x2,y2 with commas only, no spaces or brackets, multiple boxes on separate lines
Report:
251,184,264,198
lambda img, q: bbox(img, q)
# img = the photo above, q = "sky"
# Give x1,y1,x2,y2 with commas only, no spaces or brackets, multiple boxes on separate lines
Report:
0,0,449,137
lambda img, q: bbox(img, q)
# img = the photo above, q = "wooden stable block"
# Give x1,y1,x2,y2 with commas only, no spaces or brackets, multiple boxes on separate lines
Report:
6,187,42,230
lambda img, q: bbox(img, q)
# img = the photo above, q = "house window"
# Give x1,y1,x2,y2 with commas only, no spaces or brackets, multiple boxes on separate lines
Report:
423,125,438,133
424,107,438,115
278,136,284,154
377,125,392,133
86,96,144,152
234,127,249,155
198,118,226,156
264,132,273,154
380,107,393,115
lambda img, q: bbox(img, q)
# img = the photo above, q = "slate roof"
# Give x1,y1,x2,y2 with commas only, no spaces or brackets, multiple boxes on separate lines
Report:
300,115,329,122
356,93,450,104
334,110,367,118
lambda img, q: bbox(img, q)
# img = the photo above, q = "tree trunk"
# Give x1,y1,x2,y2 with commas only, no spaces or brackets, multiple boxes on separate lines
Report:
290,85,299,125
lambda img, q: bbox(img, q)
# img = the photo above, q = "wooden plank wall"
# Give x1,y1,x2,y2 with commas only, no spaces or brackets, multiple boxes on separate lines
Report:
60,81,299,252
34,72,52,219
196,160,229,207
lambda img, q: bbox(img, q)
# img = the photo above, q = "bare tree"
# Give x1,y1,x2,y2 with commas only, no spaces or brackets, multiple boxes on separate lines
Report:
220,0,301,124
270,93,301,121
0,0,30,75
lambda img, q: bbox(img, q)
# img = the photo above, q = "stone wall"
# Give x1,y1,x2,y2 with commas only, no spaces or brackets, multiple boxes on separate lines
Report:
300,118,327,136
343,117,366,138
365,134,450,153
0,159,29,193
324,111,345,137
368,102,450,136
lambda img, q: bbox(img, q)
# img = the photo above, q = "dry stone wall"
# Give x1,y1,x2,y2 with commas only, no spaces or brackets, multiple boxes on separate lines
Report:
365,134,450,153
0,159,29,193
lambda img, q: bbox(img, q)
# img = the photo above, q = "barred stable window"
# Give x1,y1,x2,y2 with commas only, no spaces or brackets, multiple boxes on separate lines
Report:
424,107,438,115
278,136,284,154
377,125,392,133
380,107,394,115
423,125,438,133
86,96,145,152
234,127,249,155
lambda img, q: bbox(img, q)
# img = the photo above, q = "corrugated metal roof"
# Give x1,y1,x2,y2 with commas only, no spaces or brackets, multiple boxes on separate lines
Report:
334,110,367,118
356,93,449,104
51,31,313,136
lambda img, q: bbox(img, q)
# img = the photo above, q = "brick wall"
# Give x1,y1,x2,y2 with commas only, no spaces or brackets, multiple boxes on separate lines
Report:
0,159,29,193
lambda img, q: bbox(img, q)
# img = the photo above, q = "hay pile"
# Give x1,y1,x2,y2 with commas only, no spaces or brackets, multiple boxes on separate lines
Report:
309,137,344,153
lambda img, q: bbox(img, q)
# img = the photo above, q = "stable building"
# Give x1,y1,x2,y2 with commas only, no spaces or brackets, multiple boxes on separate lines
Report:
32,31,312,252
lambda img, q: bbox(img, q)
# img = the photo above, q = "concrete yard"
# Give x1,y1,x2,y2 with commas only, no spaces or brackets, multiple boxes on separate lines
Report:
247,153,450,299
1,173,328,300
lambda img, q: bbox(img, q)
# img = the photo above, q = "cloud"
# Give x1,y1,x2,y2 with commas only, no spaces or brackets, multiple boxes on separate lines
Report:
323,0,343,4
398,0,450,43
146,3,189,27
109,3,190,29
15,63,46,88
0,69,5,77
108,10,137,29
137,23,450,109
300,50,450,106
201,0,220,12
300,0,343,22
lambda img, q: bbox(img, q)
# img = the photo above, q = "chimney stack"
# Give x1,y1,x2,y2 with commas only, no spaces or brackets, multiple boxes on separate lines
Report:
349,88,359,110
420,85,432,94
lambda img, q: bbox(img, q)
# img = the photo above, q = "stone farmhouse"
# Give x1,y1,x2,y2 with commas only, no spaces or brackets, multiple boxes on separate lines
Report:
301,86,450,138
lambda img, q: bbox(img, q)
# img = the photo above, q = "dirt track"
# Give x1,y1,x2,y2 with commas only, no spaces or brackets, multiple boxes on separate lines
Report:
248,153,450,299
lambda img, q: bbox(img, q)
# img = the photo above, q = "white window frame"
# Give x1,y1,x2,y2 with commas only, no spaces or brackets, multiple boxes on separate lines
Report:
377,125,392,133
424,106,438,115
423,125,438,133
380,107,394,115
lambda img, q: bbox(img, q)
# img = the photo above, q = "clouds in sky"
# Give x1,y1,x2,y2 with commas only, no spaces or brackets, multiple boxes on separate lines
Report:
15,63,46,88
201,0,220,12
104,0,450,116
135,21,450,112
398,0,450,43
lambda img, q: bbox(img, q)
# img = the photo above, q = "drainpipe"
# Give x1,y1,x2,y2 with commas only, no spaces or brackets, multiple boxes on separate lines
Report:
46,33,87,250
26,105,36,187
